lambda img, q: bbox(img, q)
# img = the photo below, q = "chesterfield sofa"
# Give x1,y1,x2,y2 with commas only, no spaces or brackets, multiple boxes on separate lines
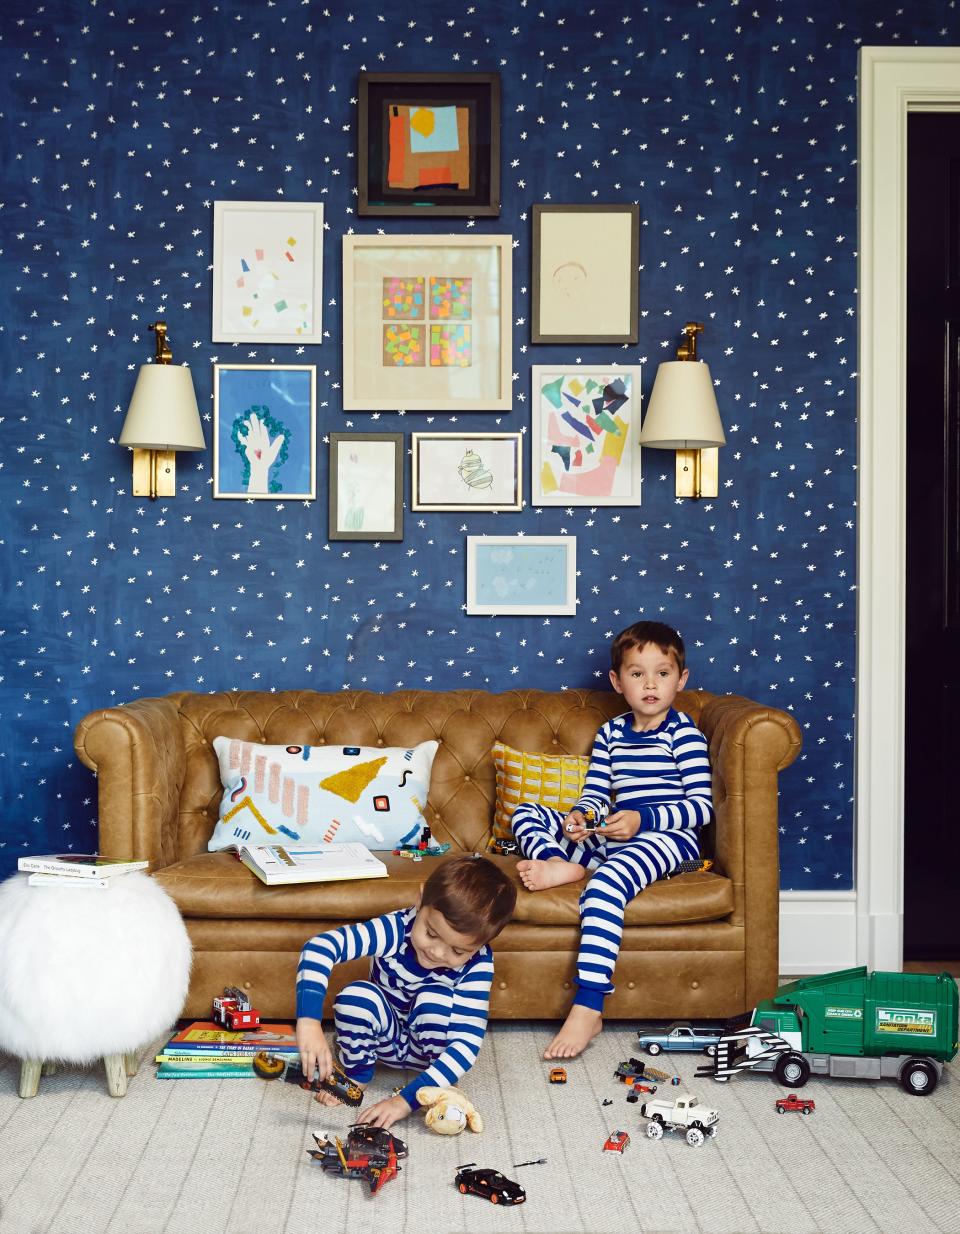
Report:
74,688,801,1021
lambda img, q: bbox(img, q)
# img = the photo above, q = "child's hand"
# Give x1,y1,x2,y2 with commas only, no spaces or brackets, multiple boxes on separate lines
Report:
563,808,588,840
357,1093,412,1129
296,1016,334,1084
602,810,642,841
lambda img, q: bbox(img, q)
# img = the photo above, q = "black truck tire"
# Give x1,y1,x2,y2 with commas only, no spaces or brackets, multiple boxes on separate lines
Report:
773,1053,811,1087
899,1058,939,1096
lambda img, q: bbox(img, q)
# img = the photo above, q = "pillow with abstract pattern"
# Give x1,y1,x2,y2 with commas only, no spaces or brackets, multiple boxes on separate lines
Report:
491,741,589,840
208,737,438,852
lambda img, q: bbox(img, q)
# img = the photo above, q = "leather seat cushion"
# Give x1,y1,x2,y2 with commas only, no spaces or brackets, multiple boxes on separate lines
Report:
154,851,733,928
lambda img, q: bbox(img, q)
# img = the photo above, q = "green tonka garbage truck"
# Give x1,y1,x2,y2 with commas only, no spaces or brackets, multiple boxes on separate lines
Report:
697,967,958,1095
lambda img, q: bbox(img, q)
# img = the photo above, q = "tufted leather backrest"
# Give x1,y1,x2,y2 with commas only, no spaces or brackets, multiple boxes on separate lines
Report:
170,688,711,858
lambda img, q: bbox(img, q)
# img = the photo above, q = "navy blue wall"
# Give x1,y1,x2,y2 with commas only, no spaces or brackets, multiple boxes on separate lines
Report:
3,1,958,887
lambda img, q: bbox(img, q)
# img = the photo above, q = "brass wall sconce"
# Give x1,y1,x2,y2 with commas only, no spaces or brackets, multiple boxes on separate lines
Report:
639,321,726,498
118,321,205,499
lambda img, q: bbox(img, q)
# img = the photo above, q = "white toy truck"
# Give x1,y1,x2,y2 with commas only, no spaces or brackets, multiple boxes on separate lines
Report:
639,1092,720,1146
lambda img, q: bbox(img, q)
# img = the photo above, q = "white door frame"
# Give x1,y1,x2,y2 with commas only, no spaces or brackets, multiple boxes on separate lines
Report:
856,48,960,971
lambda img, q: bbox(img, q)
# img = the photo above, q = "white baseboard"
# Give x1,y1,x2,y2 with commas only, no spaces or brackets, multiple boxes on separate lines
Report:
779,891,859,975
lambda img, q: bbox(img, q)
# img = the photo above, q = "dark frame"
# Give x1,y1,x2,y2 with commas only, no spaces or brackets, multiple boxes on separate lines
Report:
531,203,640,344
358,72,501,217
328,432,404,542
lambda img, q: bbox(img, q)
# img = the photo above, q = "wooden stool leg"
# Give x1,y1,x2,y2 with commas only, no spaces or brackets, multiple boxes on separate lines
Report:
19,1059,42,1099
41,1062,57,1076
103,1053,128,1098
123,1049,140,1078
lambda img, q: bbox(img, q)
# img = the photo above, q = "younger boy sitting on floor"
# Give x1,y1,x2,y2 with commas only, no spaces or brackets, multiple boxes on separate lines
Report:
513,620,713,1061
295,854,517,1129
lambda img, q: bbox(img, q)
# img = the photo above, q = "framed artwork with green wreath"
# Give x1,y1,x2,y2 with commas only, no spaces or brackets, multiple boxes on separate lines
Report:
213,364,317,500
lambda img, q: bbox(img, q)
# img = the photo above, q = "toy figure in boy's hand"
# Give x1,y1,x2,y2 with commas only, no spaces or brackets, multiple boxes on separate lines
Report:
295,856,516,1130
513,621,713,1060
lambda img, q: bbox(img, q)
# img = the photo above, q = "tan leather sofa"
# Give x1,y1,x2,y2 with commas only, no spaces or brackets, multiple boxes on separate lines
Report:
74,688,801,1021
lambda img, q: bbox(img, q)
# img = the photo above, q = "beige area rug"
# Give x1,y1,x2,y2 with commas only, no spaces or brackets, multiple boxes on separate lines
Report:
1,1020,959,1234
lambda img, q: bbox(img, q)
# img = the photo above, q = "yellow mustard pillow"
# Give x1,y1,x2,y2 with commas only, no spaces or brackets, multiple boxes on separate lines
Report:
491,741,590,840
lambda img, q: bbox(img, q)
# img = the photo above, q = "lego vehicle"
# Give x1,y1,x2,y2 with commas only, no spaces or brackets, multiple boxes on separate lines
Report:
776,1093,815,1115
486,836,519,856
603,1130,630,1153
454,1165,525,1205
548,1066,567,1084
698,967,959,1096
626,1081,657,1103
615,1056,670,1084
252,1050,286,1079
347,1122,408,1159
307,1128,401,1195
212,986,261,1031
284,1061,364,1107
636,1022,722,1056
639,1092,720,1146
669,858,714,876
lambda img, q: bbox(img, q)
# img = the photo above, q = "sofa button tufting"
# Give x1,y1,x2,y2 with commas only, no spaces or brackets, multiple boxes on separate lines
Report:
690,980,700,990
562,981,571,990
498,981,507,990
243,982,251,990
627,981,636,990
377,739,385,746
463,774,471,782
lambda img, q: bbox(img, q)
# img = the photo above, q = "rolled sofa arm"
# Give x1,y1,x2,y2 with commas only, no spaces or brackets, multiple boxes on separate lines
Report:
697,693,802,1008
74,696,185,870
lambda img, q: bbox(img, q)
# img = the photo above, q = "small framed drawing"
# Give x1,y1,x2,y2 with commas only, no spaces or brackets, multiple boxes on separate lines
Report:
329,433,404,541
212,201,324,344
343,234,512,412
531,365,642,507
466,535,577,616
411,432,522,512
213,364,316,500
358,72,500,217
531,204,640,344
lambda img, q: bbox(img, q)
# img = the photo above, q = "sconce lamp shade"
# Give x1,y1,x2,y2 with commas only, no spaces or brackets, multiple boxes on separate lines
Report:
638,360,726,450
119,364,205,451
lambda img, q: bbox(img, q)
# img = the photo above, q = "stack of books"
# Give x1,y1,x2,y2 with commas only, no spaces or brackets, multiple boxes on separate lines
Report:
18,853,149,890
155,1019,299,1080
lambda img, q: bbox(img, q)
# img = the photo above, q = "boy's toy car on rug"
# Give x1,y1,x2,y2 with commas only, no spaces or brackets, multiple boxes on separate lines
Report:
603,1130,630,1153
454,1164,526,1205
640,1092,720,1146
211,986,261,1031
636,1022,722,1056
306,1127,402,1195
548,1066,567,1084
615,1057,670,1084
776,1093,815,1115
626,1080,657,1103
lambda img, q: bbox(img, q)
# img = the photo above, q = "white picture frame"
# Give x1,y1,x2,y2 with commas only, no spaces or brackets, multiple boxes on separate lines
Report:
466,535,577,616
531,365,643,507
411,432,522,511
212,201,324,344
342,234,512,411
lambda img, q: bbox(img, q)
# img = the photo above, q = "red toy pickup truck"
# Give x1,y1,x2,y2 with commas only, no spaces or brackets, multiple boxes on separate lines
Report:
776,1092,815,1115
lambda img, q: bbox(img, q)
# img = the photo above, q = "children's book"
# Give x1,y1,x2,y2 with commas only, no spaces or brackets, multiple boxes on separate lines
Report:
155,1053,255,1066
157,1063,256,1079
235,842,387,887
163,1020,299,1054
18,853,148,879
28,872,114,889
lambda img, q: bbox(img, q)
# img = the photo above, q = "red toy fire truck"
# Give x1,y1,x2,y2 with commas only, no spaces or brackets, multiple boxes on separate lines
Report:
212,986,261,1031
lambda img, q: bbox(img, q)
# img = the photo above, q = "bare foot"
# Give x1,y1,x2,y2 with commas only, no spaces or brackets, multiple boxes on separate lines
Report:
516,857,587,892
544,1005,602,1059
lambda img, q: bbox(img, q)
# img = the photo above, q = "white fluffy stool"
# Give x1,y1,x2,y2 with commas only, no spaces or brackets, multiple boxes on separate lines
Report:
0,871,191,1097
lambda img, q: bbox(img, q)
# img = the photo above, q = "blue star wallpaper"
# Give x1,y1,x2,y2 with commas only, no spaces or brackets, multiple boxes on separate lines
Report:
2,0,956,888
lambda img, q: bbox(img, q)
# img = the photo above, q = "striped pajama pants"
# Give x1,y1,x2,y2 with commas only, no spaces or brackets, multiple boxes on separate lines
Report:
333,980,453,1082
511,802,699,1010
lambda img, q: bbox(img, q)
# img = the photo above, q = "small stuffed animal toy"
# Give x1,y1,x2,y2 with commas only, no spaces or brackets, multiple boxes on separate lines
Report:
418,1086,484,1136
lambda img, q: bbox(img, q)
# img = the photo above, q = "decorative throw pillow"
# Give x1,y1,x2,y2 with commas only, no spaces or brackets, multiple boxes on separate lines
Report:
491,741,590,840
207,738,439,852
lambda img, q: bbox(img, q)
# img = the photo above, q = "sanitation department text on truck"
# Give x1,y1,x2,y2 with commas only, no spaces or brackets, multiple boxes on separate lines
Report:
698,967,958,1095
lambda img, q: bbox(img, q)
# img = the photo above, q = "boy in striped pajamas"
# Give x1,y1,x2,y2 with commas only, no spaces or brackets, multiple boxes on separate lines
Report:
295,855,516,1130
513,620,713,1060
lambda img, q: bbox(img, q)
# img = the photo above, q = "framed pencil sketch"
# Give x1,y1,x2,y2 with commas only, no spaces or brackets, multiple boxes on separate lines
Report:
213,364,316,500
328,433,404,541
466,535,577,616
342,234,512,412
212,201,324,344
531,366,642,507
358,72,501,217
531,204,640,344
411,432,522,512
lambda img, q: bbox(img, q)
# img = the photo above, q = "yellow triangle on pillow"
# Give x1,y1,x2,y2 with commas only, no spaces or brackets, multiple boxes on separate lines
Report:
320,757,388,804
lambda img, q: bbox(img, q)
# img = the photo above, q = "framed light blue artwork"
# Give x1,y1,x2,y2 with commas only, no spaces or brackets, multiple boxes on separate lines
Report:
213,364,316,500
466,535,577,616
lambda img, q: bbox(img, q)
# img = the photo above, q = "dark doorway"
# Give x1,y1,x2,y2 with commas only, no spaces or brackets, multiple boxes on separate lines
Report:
904,112,960,959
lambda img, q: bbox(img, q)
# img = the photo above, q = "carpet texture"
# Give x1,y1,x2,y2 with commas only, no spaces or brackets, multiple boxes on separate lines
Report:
1,1021,959,1234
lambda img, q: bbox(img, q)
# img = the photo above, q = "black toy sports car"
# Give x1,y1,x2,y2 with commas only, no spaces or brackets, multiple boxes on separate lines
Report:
455,1165,525,1205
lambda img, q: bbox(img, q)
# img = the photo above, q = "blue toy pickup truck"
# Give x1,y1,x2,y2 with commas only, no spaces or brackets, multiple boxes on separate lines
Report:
636,1022,723,1056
